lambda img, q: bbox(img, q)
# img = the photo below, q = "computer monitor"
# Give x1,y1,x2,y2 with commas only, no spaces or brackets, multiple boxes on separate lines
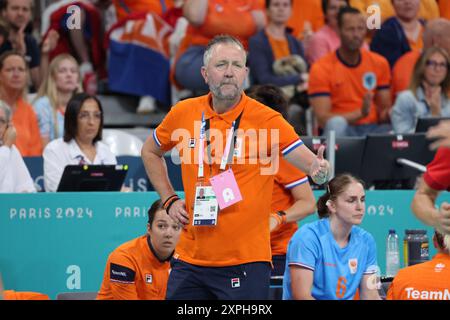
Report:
301,136,366,188
57,165,128,192
359,133,436,189
415,116,450,133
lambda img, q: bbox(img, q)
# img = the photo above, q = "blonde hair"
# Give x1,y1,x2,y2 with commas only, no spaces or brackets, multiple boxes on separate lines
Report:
409,46,450,99
35,54,81,138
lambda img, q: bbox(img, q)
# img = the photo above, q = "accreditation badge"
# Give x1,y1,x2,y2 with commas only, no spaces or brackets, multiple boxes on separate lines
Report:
192,185,219,226
209,168,243,210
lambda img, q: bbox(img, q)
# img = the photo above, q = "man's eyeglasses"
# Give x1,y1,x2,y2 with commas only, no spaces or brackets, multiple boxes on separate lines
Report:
425,60,448,70
78,112,102,121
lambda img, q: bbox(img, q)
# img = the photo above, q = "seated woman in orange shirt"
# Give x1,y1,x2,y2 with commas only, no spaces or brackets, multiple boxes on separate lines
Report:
0,51,42,156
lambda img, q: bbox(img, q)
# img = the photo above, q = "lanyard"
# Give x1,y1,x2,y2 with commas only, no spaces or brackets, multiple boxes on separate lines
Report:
197,111,243,178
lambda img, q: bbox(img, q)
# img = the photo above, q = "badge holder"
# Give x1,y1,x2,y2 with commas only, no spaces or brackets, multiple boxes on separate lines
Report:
192,113,219,226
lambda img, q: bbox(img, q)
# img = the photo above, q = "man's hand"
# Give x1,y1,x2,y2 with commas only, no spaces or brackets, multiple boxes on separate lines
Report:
310,145,330,185
10,25,26,56
361,92,373,118
427,120,450,150
434,202,450,236
168,199,189,225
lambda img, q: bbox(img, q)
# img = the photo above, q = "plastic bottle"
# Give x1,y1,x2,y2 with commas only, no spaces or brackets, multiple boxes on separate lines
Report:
386,229,400,277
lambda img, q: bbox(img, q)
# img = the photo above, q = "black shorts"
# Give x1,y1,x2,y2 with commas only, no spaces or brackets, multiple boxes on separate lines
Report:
166,259,271,300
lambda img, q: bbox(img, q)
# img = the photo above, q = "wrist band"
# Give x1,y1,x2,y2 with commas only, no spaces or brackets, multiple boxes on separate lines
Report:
163,194,179,208
271,213,283,226
165,197,179,214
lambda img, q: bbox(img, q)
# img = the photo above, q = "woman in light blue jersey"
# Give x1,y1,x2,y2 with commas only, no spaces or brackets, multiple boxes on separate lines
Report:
283,173,381,300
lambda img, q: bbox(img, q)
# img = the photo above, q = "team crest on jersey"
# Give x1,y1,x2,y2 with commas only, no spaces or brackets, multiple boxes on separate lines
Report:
145,274,153,284
348,258,358,274
362,72,377,90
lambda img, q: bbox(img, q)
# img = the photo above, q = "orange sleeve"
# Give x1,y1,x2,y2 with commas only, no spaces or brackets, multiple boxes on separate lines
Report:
153,105,181,152
106,251,140,300
275,159,307,187
265,113,301,156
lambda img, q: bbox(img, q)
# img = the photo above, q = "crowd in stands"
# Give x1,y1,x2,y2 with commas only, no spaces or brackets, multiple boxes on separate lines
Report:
1,0,450,302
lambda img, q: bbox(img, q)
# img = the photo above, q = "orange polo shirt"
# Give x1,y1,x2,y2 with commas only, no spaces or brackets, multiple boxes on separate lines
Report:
308,49,391,126
391,50,420,99
3,290,49,300
271,158,309,256
12,98,42,156
97,235,171,300
154,93,301,266
287,0,324,39
387,253,450,300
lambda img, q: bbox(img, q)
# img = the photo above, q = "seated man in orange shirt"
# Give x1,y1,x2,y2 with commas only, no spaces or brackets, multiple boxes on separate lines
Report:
391,18,450,100
97,199,182,300
387,230,450,300
308,6,391,137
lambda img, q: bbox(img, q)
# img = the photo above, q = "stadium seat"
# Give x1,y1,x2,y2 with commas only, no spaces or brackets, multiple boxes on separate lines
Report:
102,129,144,156
56,291,98,300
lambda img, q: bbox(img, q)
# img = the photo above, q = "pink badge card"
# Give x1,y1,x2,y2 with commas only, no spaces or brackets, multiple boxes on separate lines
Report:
209,168,243,210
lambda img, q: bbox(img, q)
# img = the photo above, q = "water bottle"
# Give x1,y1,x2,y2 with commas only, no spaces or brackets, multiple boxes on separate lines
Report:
386,229,400,277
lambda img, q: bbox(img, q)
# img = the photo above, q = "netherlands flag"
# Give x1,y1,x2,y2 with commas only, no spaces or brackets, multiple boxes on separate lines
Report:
107,13,173,104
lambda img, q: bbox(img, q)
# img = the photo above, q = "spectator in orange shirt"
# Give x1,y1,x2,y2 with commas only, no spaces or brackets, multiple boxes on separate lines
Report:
308,7,392,137
286,0,324,41
391,18,450,100
173,0,265,94
387,230,450,300
370,0,424,68
246,84,316,277
142,35,330,299
0,51,42,156
97,199,182,300
248,0,308,107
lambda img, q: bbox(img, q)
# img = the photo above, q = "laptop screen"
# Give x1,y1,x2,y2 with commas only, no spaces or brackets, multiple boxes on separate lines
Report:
57,165,128,192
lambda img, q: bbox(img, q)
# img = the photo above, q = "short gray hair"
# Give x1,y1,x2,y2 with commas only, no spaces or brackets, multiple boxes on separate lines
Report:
203,34,247,66
0,100,11,121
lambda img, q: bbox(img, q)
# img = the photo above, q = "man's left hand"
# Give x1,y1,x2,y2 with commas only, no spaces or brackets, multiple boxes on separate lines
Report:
310,145,330,185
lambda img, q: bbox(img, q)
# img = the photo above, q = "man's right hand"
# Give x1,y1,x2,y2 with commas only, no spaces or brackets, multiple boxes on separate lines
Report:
361,92,373,118
168,199,189,225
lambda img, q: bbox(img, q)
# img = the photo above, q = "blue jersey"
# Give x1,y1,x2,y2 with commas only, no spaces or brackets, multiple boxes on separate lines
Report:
282,218,378,300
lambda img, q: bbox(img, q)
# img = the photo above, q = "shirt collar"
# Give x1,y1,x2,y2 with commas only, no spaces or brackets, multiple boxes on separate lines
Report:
68,139,103,164
203,92,247,125
146,234,174,263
